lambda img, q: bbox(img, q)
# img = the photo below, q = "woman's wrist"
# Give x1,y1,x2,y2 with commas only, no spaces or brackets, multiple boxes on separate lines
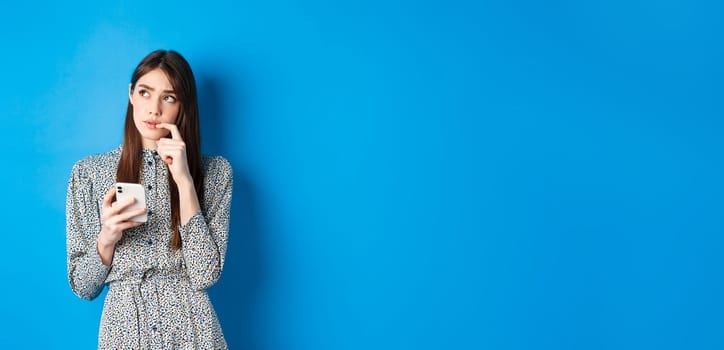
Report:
176,175,201,225
175,174,194,190
97,231,116,249
97,233,116,266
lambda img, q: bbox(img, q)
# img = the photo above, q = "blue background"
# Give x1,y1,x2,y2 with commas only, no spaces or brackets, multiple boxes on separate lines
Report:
1,0,723,349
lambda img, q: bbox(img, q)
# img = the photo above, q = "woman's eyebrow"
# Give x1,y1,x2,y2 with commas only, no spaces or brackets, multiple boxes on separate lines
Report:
138,83,155,91
137,83,175,93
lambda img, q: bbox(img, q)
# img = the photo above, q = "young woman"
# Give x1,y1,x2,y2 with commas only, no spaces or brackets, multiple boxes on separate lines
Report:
66,50,232,349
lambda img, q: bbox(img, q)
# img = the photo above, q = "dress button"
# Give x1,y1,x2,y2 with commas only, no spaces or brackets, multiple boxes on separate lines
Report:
147,239,153,246
147,210,153,216
151,325,157,332
147,161,153,166
147,184,152,190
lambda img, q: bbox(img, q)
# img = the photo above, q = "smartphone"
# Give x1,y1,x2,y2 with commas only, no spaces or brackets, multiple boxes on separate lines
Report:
114,182,148,223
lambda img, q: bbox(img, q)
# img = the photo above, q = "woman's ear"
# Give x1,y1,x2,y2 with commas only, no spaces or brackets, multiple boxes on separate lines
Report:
128,83,134,105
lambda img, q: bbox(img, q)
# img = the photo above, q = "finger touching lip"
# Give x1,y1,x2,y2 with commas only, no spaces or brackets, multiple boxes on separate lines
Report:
156,123,182,140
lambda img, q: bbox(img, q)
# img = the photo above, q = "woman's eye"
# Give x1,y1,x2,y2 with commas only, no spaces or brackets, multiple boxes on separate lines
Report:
139,90,150,97
164,95,177,103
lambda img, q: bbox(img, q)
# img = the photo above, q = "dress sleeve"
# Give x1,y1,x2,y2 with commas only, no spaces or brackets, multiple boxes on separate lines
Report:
66,161,110,300
179,157,233,290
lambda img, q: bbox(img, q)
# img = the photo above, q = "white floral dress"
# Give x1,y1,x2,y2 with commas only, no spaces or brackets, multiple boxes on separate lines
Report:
66,146,233,349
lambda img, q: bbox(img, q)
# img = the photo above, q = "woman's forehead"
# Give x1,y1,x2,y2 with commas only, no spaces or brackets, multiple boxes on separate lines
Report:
137,69,174,91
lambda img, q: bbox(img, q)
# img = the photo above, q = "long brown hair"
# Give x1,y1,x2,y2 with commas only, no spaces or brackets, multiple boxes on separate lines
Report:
116,50,204,250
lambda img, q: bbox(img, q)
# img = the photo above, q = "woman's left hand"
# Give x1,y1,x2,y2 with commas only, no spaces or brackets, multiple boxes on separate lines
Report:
156,123,192,184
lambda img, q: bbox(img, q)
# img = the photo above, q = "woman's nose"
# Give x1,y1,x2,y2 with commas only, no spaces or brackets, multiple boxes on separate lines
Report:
148,103,161,116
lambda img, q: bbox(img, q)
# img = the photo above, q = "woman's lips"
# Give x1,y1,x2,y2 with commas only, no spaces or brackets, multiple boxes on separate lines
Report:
145,121,158,129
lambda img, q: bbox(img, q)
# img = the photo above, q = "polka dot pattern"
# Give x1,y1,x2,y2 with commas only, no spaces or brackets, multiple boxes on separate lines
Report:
66,146,232,349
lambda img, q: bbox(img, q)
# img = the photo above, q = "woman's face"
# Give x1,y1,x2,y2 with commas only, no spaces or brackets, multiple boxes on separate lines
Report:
129,68,180,149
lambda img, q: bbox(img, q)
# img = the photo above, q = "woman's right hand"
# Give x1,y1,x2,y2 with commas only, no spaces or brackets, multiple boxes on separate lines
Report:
98,186,146,248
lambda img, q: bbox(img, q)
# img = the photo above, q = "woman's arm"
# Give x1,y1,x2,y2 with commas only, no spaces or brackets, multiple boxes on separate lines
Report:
156,123,233,290
155,122,202,225
178,157,233,290
67,160,146,299
66,161,110,300
177,174,202,225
